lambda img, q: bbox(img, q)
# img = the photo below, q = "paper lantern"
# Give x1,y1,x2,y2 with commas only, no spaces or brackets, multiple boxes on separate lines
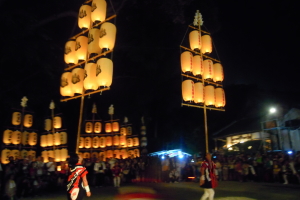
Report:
57,166,61,171
106,150,113,158
28,150,36,160
47,133,54,146
141,137,147,147
99,22,116,50
201,35,212,54
189,30,201,50
85,137,92,148
96,58,113,87
203,59,214,80
42,151,48,163
133,149,140,158
181,51,193,73
54,149,61,162
88,28,101,54
113,150,120,159
11,131,21,145
91,0,107,23
120,127,127,135
85,122,93,133
83,152,91,159
119,135,126,146
215,88,226,107
79,137,84,148
106,136,112,146
133,137,139,146
120,149,128,159
78,4,91,29
44,119,52,131
192,55,203,76
141,126,146,136
93,136,99,148
91,152,99,160
71,68,85,94
76,35,88,62
128,150,134,158
24,114,33,128
48,150,54,159
28,132,37,146
21,131,29,146
61,148,68,161
40,135,47,147
3,129,12,144
194,82,204,103
60,132,67,145
21,150,28,159
126,138,133,147
84,62,98,90
53,116,62,129
99,151,106,161
12,112,21,125
182,80,194,101
53,132,61,146
99,137,106,148
113,135,119,146
60,72,74,97
127,126,132,135
64,40,78,64
105,122,112,133
204,85,215,106
11,150,20,160
112,121,119,132
213,63,224,82
1,149,11,164
94,122,102,133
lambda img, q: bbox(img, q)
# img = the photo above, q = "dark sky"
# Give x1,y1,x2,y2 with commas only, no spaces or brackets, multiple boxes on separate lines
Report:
0,0,299,152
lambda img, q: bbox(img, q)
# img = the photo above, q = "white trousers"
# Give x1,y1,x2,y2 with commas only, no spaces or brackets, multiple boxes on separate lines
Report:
200,188,215,200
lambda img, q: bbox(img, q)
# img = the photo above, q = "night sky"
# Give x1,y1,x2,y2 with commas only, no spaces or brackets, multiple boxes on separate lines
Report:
0,0,299,153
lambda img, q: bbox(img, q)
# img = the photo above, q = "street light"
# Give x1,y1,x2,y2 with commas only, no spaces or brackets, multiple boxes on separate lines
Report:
180,10,226,153
269,107,276,114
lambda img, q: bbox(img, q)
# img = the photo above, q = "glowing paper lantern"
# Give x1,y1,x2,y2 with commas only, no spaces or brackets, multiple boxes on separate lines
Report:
182,80,194,101
94,122,102,133
189,30,201,50
53,116,62,129
83,152,91,159
28,132,37,146
11,150,20,160
113,150,120,159
60,132,67,145
133,137,139,146
64,40,78,65
120,127,127,135
54,132,61,146
54,149,61,162
12,131,21,145
21,150,28,159
12,112,21,125
213,63,224,82
120,149,128,159
99,137,106,148
204,85,215,106
215,88,226,107
99,22,116,50
85,122,93,133
91,152,98,160
112,122,119,132
42,151,48,163
91,0,107,23
119,135,126,146
192,55,203,76
24,114,33,128
76,35,88,62
48,150,54,160
44,119,52,131
78,5,91,29
28,150,36,160
47,133,54,146
128,150,134,158
84,62,98,90
21,131,29,145
106,150,113,158
141,137,147,147
1,149,11,164
140,126,146,136
133,149,140,157
96,58,113,87
203,59,214,80
71,68,85,94
181,51,193,73
60,72,74,97
61,148,68,161
105,123,112,133
93,136,99,148
40,135,47,147
201,35,212,54
126,138,133,147
99,151,106,161
106,136,112,146
127,126,132,135
85,137,92,148
3,129,12,144
79,137,84,148
88,28,101,54
194,82,204,103
113,135,119,146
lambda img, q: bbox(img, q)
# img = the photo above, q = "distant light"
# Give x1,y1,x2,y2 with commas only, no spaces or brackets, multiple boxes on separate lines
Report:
191,159,194,163
240,141,244,143
248,146,252,149
228,147,233,150
288,151,293,155
161,155,165,159
179,154,184,159
269,107,276,114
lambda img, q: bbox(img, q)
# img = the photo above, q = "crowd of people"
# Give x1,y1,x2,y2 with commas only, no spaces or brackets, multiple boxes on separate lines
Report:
0,150,299,199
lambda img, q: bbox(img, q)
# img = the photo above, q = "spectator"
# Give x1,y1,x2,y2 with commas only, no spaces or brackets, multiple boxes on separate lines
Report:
169,169,179,183
4,174,17,200
112,162,122,187
93,157,106,188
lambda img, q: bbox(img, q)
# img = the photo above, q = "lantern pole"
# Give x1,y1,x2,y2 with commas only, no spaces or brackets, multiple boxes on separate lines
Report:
20,96,28,151
50,101,56,152
76,95,85,154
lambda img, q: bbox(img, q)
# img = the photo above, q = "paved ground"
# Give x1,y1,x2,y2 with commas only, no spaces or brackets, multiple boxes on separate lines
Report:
17,181,300,200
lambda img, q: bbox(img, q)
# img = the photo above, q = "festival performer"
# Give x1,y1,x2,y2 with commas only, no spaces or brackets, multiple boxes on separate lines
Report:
199,152,218,200
67,153,91,200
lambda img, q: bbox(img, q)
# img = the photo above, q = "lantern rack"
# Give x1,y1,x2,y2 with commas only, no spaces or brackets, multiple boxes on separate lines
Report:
180,45,220,63
181,103,225,111
181,73,223,87
188,25,210,35
61,87,110,102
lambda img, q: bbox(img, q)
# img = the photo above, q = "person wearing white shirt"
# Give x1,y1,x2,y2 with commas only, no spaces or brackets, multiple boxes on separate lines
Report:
94,157,106,187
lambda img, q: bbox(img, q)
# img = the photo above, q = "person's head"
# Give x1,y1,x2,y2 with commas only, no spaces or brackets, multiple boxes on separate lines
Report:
68,153,80,168
205,152,212,161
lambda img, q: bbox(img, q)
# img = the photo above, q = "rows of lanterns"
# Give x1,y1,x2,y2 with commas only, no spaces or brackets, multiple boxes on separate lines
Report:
61,0,116,97
181,11,225,108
